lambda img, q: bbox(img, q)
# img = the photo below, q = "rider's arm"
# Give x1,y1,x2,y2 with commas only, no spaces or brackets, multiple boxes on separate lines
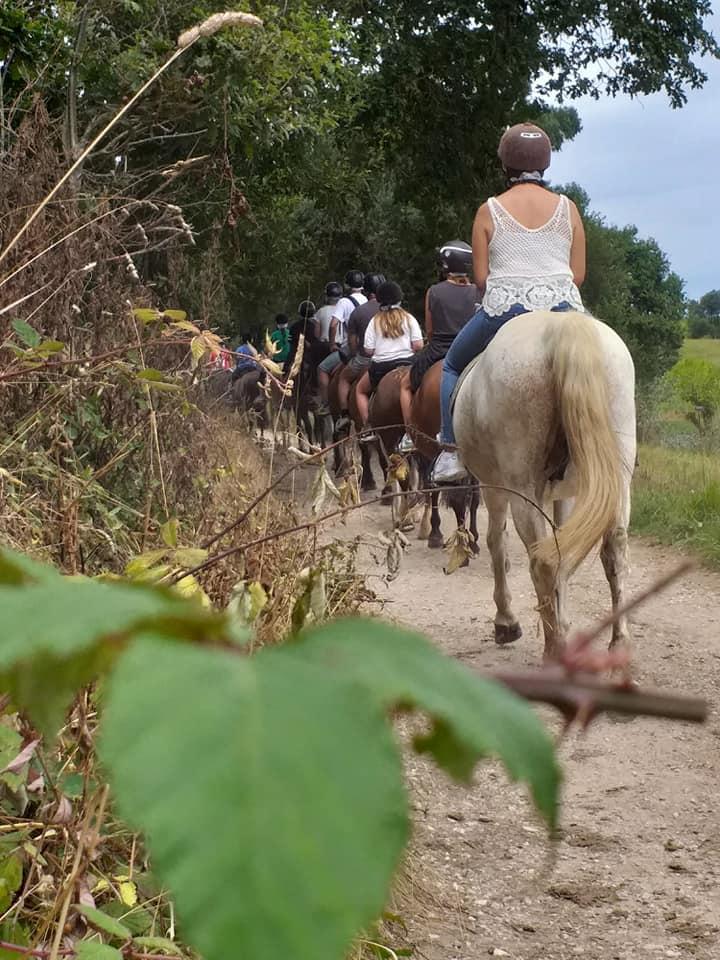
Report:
569,200,586,286
424,289,433,339
329,316,338,350
409,316,424,353
363,320,376,358
471,203,491,295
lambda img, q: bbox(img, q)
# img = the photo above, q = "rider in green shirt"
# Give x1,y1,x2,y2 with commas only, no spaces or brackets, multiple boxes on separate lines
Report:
269,314,291,363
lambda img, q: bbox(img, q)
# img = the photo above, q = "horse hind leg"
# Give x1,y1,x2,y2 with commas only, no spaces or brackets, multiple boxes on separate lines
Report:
510,491,562,660
468,483,481,555
600,489,632,653
485,490,521,645
553,498,574,638
428,490,443,548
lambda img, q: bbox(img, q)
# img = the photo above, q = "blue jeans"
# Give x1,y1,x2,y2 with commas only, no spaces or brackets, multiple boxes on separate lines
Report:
440,301,573,444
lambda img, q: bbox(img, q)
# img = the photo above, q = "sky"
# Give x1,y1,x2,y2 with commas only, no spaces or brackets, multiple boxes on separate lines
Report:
549,25,720,300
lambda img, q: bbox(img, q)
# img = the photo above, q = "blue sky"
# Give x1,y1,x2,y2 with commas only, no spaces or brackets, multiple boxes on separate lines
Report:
550,32,719,300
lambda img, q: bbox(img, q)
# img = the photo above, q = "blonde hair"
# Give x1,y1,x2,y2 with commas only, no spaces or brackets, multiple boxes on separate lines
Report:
375,307,412,339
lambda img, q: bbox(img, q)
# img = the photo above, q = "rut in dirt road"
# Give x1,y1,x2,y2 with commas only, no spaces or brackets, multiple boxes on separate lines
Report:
338,499,720,960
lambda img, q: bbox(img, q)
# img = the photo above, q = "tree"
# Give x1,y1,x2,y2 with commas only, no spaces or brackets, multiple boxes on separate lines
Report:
1,1,717,333
687,290,720,338
669,357,720,432
560,184,685,383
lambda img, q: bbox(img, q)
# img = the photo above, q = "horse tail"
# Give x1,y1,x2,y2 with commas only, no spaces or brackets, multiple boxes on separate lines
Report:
534,311,622,575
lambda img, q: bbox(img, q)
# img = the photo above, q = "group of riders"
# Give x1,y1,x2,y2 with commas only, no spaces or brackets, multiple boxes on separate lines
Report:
224,120,587,485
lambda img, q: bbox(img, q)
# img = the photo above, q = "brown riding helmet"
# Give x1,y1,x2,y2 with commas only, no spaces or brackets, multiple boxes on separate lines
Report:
498,123,552,173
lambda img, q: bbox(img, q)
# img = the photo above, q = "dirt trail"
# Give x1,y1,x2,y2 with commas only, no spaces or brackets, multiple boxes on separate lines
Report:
337,497,720,960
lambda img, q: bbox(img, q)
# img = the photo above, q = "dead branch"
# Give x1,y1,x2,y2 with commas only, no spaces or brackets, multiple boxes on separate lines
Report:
491,667,707,725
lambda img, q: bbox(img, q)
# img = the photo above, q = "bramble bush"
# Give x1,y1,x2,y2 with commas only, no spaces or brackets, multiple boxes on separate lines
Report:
0,547,559,960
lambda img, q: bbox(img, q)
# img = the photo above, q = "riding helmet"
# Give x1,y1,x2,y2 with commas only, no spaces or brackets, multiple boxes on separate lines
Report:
345,269,365,289
298,299,316,319
497,122,552,173
438,240,472,275
363,273,386,295
377,280,403,307
325,281,343,301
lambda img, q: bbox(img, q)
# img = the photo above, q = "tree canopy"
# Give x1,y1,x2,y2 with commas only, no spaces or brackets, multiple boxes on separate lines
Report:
1,0,717,376
687,290,720,338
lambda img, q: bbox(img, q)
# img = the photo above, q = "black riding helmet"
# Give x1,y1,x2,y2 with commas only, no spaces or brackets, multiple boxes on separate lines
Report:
325,281,343,301
363,273,386,296
345,269,364,289
298,300,316,319
377,280,403,308
438,240,472,275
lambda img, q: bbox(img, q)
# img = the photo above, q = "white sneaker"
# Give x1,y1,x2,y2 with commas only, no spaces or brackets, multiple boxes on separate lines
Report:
398,432,414,453
432,450,467,483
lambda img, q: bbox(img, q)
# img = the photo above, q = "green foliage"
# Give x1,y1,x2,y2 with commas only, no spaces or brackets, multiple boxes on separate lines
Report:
102,638,408,960
295,619,559,825
78,906,132,941
75,943,122,960
0,548,559,960
632,444,720,567
687,290,720,338
561,183,686,382
669,357,720,432
2,2,715,330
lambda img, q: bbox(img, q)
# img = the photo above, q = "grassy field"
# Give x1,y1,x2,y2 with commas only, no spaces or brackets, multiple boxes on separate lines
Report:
631,444,720,565
681,338,720,365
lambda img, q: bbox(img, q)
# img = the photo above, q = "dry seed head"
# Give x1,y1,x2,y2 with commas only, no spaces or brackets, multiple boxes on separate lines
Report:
289,333,305,379
178,11,263,48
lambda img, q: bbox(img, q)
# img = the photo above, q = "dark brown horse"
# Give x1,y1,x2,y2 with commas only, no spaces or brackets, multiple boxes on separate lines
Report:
231,368,268,435
408,362,481,551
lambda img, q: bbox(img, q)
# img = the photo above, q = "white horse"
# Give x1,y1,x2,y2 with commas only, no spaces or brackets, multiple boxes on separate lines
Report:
453,310,636,661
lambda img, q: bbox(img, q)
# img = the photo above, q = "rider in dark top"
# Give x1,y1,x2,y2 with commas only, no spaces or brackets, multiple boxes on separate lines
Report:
398,241,477,451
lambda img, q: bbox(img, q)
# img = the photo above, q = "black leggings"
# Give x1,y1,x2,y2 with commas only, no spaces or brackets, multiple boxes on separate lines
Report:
368,357,412,391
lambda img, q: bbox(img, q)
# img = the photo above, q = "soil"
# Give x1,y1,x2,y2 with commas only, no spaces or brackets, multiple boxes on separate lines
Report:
336,496,720,960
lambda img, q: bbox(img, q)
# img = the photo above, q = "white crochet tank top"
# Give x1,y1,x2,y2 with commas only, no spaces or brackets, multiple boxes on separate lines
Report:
482,194,584,317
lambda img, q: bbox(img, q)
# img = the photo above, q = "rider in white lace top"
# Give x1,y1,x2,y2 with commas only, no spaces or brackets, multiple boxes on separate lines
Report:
433,121,587,483
483,195,584,317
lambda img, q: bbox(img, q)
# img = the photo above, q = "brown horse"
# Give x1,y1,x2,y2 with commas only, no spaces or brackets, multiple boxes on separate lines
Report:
231,368,268,436
407,362,481,551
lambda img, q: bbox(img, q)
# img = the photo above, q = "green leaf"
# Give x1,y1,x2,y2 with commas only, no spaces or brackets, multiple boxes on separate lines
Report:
78,906,132,940
0,548,61,585
173,547,208,567
294,619,560,828
101,640,408,960
0,855,23,913
131,938,182,956
102,902,152,936
0,574,224,735
160,519,178,549
60,771,85,798
124,550,168,578
11,319,40,348
161,310,187,322
75,942,122,960
0,920,29,960
135,369,181,391
0,724,23,790
35,340,65,357
132,309,159,324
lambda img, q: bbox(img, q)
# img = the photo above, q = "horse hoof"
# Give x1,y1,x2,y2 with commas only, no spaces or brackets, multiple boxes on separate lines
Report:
470,539,481,556
428,533,443,549
362,480,377,492
495,622,522,645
